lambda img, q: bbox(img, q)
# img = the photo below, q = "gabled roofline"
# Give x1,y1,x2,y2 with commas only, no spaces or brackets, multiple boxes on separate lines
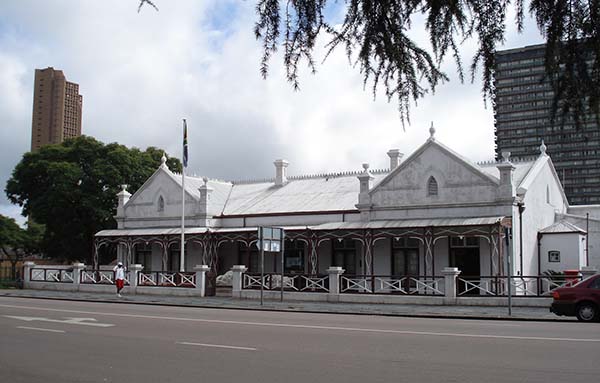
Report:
370,138,499,194
518,154,569,206
125,165,198,208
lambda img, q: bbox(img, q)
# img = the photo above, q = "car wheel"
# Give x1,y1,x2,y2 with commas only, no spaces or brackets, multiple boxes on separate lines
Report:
575,302,599,322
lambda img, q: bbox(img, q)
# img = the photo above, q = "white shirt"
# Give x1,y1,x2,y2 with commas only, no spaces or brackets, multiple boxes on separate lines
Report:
113,265,126,280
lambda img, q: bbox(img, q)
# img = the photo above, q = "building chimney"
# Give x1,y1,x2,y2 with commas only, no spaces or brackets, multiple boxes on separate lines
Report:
496,151,516,201
274,159,289,186
356,163,374,221
387,149,403,170
197,177,213,226
116,184,131,217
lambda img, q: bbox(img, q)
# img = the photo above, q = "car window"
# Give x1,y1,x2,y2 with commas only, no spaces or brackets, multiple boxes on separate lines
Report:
589,277,600,289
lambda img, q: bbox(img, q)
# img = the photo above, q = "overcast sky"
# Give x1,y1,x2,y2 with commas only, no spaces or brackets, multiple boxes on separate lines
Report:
0,0,544,224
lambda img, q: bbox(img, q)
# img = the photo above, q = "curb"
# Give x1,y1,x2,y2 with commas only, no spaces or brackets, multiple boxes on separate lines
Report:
0,292,571,323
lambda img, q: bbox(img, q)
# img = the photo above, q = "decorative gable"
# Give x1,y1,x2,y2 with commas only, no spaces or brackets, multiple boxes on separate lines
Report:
124,168,197,220
369,140,500,207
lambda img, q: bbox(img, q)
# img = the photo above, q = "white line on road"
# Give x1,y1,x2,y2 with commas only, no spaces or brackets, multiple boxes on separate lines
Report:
17,326,65,333
176,341,257,351
1,303,597,343
4,315,114,327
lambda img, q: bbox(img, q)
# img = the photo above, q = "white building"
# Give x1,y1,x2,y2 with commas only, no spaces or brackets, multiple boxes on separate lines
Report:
95,128,598,287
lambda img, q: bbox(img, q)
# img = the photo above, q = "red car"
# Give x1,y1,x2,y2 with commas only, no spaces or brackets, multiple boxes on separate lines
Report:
550,274,600,322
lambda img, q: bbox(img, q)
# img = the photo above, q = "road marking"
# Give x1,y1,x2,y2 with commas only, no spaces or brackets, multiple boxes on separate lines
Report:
4,315,114,327
176,341,256,351
0,303,598,343
17,326,65,333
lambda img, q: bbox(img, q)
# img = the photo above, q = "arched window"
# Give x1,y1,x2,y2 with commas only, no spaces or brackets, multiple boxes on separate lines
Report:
158,196,165,212
546,185,550,204
427,176,438,196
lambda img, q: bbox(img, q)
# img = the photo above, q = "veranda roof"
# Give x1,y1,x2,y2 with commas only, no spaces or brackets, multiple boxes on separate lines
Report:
95,217,504,238
95,227,209,237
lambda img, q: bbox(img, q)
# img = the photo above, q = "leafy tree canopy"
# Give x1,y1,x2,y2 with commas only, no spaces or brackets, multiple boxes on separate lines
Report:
140,0,600,126
0,215,26,257
5,136,182,263
0,215,44,278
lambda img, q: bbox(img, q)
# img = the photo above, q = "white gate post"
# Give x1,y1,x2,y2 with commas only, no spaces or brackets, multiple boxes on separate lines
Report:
72,263,85,291
442,267,461,304
194,265,210,297
23,261,35,289
128,264,143,295
328,267,345,301
231,265,247,298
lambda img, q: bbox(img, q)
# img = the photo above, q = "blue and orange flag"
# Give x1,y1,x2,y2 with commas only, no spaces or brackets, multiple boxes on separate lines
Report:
183,119,188,168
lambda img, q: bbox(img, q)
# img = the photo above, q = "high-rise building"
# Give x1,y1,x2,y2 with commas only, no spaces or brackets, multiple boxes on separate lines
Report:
493,44,600,205
30,67,82,151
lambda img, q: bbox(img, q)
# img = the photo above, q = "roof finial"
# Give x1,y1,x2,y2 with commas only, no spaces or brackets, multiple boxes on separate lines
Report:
540,140,547,156
429,122,436,141
160,152,167,167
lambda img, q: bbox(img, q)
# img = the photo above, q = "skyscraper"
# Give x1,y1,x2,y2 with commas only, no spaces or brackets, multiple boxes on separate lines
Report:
493,44,600,205
30,67,82,151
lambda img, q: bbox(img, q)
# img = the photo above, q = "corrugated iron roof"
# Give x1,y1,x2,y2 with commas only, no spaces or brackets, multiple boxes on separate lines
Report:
311,217,504,231
539,221,586,234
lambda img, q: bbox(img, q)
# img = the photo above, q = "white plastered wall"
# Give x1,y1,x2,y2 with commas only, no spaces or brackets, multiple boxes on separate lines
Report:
520,160,568,275
540,233,586,272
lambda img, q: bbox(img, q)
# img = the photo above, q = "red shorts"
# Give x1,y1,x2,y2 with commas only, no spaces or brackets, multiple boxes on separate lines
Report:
116,279,124,290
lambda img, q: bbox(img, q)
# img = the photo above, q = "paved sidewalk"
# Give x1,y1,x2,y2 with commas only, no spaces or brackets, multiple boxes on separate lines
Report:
0,288,568,321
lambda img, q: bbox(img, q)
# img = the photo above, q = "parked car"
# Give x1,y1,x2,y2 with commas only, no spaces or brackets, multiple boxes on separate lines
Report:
550,274,600,322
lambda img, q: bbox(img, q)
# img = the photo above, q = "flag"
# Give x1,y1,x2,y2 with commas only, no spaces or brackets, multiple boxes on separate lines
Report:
183,119,188,168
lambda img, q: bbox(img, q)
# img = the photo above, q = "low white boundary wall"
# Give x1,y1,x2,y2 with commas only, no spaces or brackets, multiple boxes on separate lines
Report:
23,263,597,308
236,289,552,307
23,262,211,297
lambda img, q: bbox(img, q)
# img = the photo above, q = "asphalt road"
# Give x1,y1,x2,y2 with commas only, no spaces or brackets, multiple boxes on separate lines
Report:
1,297,598,383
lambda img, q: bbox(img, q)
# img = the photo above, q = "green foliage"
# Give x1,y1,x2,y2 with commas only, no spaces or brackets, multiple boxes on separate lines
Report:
140,0,600,127
0,215,25,253
5,136,182,263
531,0,600,126
0,215,44,281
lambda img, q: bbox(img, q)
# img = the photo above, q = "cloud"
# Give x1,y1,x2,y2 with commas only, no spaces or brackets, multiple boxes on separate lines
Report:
0,1,544,222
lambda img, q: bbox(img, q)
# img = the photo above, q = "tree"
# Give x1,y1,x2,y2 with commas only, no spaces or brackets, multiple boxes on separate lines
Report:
5,136,182,264
140,0,600,126
0,215,44,280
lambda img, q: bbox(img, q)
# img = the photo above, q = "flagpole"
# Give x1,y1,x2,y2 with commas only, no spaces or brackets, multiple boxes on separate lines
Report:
180,119,187,272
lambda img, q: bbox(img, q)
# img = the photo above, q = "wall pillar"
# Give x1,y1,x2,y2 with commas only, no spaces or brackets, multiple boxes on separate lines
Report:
128,264,143,295
72,263,85,290
23,261,35,289
442,267,461,304
327,266,344,299
231,265,248,298
194,265,210,297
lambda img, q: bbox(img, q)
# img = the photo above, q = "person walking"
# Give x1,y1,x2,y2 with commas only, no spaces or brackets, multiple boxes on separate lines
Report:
113,262,126,297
